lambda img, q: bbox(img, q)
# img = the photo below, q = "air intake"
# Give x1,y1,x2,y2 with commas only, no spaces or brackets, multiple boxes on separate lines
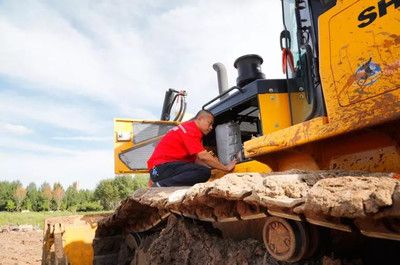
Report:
234,54,265,88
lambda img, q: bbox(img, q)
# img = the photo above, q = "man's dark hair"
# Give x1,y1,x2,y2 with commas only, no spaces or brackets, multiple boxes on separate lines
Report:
195,109,214,119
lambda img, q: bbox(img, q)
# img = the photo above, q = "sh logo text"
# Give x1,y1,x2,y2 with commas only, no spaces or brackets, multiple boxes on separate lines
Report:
358,0,399,28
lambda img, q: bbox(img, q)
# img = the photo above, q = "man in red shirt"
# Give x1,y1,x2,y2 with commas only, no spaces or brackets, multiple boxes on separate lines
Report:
147,110,237,187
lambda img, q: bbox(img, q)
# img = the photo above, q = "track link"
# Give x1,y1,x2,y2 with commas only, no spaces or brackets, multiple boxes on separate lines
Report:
97,171,400,241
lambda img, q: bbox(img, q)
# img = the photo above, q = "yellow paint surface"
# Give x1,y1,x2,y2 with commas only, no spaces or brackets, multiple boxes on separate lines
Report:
258,93,291,134
63,225,97,265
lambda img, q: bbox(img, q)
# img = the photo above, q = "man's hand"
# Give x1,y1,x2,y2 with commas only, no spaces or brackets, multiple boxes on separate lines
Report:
224,159,237,172
197,150,237,172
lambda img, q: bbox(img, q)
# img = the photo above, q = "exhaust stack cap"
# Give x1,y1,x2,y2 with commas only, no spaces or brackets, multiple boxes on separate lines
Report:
213,62,229,100
234,54,265,88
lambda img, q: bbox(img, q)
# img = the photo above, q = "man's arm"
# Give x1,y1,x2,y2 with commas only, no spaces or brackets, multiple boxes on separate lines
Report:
196,150,236,171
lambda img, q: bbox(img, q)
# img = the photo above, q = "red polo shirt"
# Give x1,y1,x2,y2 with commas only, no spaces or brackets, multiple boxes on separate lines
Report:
147,120,205,170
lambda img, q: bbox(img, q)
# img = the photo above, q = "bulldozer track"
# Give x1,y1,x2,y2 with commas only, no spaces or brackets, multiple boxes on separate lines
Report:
98,171,400,241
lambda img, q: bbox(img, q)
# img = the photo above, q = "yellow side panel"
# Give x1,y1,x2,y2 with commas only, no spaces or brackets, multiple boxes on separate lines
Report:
289,92,313,125
114,118,135,174
43,214,108,265
319,0,400,124
328,0,400,106
244,116,329,157
63,225,97,265
258,93,291,134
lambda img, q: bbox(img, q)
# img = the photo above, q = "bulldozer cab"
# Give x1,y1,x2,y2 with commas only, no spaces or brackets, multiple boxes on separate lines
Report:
114,89,186,174
279,0,336,124
114,119,178,173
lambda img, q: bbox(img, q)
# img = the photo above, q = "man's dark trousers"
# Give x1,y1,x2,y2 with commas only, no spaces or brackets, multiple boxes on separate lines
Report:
150,161,211,187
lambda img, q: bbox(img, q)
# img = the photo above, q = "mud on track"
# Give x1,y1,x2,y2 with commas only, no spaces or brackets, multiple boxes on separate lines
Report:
145,215,265,265
138,215,332,265
133,215,399,265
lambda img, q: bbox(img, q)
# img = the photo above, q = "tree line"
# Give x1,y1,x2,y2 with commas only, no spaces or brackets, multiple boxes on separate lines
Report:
0,174,148,212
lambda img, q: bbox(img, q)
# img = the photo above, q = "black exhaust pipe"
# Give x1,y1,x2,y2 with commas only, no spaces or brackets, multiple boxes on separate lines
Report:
234,54,265,88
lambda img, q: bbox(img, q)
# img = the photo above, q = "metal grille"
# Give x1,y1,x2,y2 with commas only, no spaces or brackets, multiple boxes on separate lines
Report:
120,122,176,170
132,122,175,144
119,140,159,170
240,121,257,132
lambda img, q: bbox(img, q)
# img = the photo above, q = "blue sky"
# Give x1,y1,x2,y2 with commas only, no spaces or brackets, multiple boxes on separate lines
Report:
0,0,283,189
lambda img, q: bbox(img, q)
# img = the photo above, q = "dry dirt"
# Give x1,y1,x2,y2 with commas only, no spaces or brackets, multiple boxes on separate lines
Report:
136,216,370,265
0,228,43,265
305,176,399,218
145,215,266,265
138,215,334,265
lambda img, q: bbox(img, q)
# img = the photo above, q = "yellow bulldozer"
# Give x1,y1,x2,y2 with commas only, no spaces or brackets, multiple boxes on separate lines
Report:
42,0,400,264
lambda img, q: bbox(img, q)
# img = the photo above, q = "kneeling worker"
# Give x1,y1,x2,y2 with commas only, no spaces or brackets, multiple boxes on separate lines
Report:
147,110,237,187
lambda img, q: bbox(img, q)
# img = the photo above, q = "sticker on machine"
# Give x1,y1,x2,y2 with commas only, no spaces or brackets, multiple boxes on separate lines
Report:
354,58,382,91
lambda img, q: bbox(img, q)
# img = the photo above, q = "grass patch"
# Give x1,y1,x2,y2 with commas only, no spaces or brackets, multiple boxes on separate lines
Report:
0,211,110,229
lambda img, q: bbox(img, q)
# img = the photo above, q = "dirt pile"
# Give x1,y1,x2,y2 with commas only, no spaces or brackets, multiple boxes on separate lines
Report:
139,216,362,265
144,215,266,265
305,176,399,218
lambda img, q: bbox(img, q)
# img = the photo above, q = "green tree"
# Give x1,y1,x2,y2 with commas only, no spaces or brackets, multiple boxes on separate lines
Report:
13,185,27,211
0,181,13,211
5,200,16,211
94,179,119,210
113,174,148,199
78,189,94,202
64,182,79,211
40,182,52,211
24,199,33,211
133,174,149,190
93,175,148,211
52,183,65,211
0,181,21,211
25,183,40,211
78,189,102,211
78,189,95,205
113,175,137,199
77,201,103,211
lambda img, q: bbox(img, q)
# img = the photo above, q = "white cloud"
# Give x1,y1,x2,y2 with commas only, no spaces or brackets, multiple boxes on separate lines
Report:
0,0,162,116
0,0,283,117
0,138,77,155
0,2,116,98
52,136,110,142
142,0,284,112
0,122,33,135
0,91,107,133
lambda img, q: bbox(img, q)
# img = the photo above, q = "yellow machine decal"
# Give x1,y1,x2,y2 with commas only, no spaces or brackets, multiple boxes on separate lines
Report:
328,0,400,107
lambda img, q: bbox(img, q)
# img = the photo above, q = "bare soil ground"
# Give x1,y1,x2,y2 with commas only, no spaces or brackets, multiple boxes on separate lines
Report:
146,215,267,265
0,228,43,265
